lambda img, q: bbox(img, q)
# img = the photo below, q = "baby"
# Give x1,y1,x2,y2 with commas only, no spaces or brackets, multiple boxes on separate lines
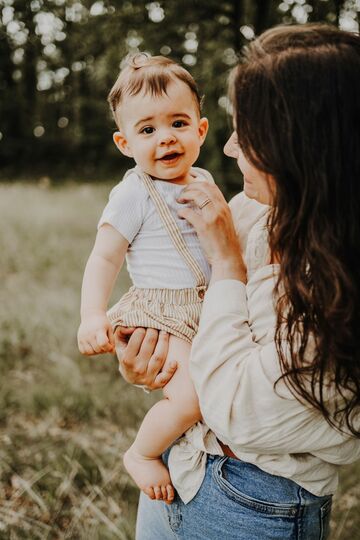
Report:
77,54,212,504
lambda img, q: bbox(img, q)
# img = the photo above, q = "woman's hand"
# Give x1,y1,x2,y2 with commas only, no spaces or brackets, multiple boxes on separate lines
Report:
177,182,247,283
115,327,177,390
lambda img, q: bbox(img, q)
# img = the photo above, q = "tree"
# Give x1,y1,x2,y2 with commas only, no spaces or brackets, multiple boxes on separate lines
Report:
0,0,359,195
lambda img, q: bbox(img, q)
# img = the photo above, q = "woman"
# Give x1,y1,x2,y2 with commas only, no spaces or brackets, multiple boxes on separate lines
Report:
116,24,360,539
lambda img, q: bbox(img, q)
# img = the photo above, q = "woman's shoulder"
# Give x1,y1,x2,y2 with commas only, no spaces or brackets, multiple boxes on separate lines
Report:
229,191,270,254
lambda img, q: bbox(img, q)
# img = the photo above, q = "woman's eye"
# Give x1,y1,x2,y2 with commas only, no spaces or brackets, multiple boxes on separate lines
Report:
141,127,154,134
173,120,186,128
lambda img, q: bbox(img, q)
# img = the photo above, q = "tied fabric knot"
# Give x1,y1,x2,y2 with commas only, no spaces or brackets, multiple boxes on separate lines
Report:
168,422,224,504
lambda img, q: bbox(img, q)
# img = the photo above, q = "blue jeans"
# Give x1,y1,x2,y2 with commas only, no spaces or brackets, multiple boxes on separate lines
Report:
136,456,332,539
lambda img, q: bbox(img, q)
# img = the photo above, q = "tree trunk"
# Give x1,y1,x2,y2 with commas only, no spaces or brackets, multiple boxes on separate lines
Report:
254,0,272,35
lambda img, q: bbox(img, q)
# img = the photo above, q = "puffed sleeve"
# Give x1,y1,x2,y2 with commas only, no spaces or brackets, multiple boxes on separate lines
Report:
98,170,147,244
190,276,360,460
229,192,269,257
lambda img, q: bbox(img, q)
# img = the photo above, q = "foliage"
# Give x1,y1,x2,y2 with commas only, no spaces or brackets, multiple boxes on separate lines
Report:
0,1,359,196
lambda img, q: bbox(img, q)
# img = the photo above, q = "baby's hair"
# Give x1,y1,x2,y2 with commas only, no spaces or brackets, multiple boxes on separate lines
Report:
108,53,202,125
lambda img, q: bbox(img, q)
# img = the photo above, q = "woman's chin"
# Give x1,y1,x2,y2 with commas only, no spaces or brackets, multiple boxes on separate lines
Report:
244,184,272,206
243,184,259,201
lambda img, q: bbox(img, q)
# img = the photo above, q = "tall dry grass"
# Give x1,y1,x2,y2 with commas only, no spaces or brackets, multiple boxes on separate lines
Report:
0,182,156,539
0,182,359,539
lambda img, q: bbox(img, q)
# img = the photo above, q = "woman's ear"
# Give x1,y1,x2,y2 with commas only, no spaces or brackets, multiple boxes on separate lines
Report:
198,117,209,146
113,132,133,158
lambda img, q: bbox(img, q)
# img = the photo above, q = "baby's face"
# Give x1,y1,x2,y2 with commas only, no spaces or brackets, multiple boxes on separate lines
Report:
114,80,208,184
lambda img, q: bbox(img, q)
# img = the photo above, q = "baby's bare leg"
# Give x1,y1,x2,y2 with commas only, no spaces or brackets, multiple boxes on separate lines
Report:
123,335,201,504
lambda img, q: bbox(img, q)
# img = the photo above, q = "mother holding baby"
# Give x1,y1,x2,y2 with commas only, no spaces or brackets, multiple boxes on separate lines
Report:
116,24,360,539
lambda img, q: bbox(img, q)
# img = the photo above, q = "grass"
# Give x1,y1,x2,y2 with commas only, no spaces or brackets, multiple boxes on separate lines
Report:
0,182,359,539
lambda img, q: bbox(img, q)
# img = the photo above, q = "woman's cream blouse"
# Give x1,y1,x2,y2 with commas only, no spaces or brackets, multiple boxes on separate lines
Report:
167,192,360,504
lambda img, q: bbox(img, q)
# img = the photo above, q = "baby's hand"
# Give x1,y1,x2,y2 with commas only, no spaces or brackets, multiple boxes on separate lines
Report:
77,313,115,355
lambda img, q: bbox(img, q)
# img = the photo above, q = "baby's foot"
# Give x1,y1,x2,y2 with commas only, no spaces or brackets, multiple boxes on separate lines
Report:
123,447,175,504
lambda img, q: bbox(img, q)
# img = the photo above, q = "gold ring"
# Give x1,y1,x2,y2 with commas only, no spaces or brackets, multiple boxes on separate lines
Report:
199,198,211,209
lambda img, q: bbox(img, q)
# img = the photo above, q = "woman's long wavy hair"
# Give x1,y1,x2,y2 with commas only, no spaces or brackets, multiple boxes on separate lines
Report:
230,24,360,436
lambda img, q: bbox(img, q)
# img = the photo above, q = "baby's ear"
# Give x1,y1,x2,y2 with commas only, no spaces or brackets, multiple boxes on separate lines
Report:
113,131,133,158
198,117,209,146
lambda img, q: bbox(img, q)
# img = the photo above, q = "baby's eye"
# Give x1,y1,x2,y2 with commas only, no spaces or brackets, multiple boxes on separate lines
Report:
173,120,187,128
141,126,154,134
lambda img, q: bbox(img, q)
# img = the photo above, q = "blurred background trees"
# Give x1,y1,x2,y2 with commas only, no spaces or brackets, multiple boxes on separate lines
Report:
1,0,359,194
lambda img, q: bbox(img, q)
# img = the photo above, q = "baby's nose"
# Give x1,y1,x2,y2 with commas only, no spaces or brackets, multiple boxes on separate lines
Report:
159,130,176,145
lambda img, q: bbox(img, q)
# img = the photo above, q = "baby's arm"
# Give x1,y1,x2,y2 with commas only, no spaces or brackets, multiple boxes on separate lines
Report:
78,224,129,355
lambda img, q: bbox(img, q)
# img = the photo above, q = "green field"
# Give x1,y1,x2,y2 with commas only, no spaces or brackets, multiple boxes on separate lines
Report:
0,183,359,539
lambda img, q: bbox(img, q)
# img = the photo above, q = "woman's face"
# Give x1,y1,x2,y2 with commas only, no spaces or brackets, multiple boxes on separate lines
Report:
224,131,275,206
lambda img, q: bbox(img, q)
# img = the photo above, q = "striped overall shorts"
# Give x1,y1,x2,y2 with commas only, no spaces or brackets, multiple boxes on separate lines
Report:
107,170,208,344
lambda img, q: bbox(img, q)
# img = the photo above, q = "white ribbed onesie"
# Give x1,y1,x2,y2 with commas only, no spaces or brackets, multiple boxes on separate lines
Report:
98,166,213,342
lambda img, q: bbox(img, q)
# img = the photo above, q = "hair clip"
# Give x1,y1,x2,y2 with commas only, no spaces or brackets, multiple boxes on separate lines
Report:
126,52,151,69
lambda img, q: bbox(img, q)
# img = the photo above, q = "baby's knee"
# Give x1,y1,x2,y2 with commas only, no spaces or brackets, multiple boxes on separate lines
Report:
173,392,201,425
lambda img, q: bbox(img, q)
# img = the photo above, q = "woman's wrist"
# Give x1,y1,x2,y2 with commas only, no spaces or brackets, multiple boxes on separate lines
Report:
210,258,247,284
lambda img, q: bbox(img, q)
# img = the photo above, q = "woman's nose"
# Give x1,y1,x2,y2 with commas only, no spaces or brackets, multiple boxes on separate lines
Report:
224,131,239,158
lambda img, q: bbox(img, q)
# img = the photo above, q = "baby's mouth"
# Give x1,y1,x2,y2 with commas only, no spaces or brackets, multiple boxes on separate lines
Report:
159,152,182,161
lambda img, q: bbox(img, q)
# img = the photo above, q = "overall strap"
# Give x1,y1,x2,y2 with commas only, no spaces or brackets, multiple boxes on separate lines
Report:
136,168,207,288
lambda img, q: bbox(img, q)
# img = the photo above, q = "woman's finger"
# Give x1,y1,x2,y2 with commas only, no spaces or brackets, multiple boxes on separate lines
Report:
137,328,159,362
178,181,223,205
144,331,178,389
119,327,146,363
114,326,136,357
178,206,205,231
117,328,148,383
115,327,175,387
182,179,215,193
178,188,227,225
146,331,169,376
152,361,177,389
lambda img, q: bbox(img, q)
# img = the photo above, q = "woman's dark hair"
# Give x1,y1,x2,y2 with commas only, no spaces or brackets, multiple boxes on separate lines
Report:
230,24,360,436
